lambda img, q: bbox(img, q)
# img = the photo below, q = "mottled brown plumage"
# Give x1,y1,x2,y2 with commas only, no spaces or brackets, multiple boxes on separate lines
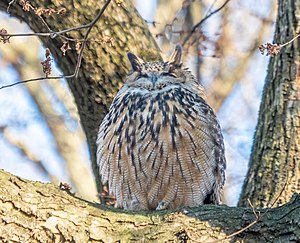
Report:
96,45,226,210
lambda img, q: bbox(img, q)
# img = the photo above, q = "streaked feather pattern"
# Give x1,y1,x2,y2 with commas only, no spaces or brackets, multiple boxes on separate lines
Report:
97,45,226,210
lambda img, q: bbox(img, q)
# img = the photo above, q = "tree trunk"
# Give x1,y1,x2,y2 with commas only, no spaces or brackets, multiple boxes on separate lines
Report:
0,0,161,194
0,169,299,242
239,0,300,208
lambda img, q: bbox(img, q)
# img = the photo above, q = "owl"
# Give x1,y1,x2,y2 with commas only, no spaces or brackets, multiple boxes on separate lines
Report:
96,45,226,210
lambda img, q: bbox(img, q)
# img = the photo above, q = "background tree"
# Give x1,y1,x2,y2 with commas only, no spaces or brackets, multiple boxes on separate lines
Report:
239,0,300,208
0,0,299,241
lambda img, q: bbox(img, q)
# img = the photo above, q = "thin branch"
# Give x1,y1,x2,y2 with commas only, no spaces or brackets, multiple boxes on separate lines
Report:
207,168,290,243
36,14,52,33
280,32,300,47
182,0,231,46
0,75,73,90
1,32,50,37
204,0,218,17
2,0,112,41
7,0,16,12
0,0,113,90
247,198,259,219
0,19,102,41
74,0,112,78
54,22,96,37
0,25,96,39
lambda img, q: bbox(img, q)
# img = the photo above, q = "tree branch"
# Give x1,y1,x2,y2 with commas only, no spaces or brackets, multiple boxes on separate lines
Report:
0,169,299,242
0,0,112,89
182,0,231,46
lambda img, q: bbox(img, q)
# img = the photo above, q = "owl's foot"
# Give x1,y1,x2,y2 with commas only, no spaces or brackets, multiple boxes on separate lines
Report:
123,199,148,210
155,200,169,210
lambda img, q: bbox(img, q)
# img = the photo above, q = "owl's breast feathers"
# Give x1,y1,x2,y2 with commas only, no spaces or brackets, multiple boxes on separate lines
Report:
97,85,226,210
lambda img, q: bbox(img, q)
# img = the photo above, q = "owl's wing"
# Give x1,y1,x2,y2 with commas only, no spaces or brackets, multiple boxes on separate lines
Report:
159,91,225,205
96,91,151,209
192,96,226,203
134,88,226,208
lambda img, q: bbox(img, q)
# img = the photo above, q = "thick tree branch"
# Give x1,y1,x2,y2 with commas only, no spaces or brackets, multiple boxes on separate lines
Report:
0,170,299,242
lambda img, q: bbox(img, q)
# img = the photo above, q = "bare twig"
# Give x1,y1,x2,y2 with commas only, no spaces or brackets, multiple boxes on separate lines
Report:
2,1,111,41
281,32,300,47
247,198,259,219
204,0,218,17
0,75,72,90
0,0,113,90
207,169,290,243
182,0,231,46
7,0,16,12
0,32,50,38
0,31,112,43
74,0,112,78
259,33,300,56
0,27,92,39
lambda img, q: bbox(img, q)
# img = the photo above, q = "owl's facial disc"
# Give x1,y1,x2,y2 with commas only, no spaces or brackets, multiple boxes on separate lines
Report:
125,45,187,91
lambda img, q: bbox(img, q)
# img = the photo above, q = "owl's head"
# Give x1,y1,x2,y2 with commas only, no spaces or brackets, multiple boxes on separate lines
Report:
124,45,203,95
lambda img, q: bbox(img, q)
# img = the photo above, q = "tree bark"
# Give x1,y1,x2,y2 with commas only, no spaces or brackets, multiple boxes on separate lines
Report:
0,169,299,242
0,0,161,194
239,0,300,208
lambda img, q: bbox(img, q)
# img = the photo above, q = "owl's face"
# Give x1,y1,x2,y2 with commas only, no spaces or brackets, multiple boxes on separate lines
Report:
123,45,204,96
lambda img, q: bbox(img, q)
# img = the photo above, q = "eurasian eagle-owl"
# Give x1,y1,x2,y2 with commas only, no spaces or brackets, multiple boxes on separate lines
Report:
96,45,226,210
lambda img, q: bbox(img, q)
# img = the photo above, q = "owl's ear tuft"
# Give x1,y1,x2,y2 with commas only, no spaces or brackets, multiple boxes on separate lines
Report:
127,53,144,71
168,44,182,67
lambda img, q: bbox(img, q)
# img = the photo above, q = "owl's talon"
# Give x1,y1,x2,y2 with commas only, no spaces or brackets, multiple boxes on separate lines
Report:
156,201,168,210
